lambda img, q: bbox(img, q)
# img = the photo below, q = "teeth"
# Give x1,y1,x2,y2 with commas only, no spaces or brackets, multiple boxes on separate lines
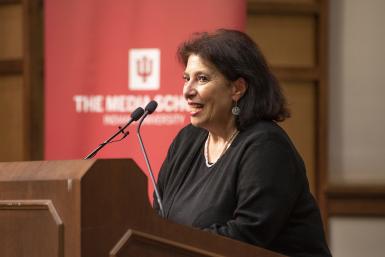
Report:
189,103,203,113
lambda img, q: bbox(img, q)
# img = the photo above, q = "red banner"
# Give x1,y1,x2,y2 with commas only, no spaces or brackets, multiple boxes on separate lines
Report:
45,0,245,194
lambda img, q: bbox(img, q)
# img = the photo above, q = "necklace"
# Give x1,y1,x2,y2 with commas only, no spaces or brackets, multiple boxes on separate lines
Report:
204,129,239,168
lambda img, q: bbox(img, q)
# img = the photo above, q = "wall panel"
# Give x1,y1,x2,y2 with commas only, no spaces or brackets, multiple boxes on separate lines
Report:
0,4,22,59
0,75,24,161
247,15,315,67
281,81,316,192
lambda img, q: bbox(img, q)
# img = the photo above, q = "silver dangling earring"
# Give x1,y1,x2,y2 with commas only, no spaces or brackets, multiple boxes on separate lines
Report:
232,100,241,116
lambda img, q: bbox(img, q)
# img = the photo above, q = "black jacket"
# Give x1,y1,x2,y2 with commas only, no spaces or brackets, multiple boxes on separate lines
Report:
154,121,332,257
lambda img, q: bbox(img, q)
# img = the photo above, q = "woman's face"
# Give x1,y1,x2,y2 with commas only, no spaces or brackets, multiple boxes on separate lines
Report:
183,54,235,132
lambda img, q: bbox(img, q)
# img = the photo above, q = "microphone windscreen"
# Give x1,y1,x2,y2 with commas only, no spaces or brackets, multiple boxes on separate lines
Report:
131,107,145,121
145,100,158,114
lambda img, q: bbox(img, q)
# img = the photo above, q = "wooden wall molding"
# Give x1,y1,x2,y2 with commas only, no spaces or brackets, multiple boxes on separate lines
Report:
0,59,23,74
22,0,44,160
316,0,329,224
0,0,21,5
327,185,385,216
248,0,320,15
272,67,320,82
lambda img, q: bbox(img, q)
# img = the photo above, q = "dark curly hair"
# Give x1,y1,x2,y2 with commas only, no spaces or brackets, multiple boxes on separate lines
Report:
177,29,290,130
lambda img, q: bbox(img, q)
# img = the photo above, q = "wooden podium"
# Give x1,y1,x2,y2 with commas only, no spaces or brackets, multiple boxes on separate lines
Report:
0,159,286,257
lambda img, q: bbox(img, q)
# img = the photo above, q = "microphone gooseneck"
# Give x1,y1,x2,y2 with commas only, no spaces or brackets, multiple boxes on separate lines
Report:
83,107,145,159
136,101,165,218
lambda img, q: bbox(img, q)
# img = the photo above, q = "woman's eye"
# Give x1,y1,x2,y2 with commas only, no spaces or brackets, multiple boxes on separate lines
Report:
183,75,189,82
197,75,208,83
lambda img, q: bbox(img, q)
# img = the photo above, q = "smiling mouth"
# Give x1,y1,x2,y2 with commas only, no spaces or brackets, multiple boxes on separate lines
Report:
188,103,204,116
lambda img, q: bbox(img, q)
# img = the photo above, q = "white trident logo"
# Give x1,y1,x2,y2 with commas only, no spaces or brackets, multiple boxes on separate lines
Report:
129,48,160,90
136,55,152,83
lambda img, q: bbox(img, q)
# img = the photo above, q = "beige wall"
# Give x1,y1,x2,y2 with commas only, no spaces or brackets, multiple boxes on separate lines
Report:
329,0,385,256
329,0,385,184
330,217,385,257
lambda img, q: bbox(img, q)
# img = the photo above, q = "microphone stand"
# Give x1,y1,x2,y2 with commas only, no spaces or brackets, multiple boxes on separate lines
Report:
84,127,129,160
84,107,144,160
136,101,165,218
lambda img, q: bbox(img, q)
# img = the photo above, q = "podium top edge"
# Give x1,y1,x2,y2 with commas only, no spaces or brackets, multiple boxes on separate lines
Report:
0,159,136,181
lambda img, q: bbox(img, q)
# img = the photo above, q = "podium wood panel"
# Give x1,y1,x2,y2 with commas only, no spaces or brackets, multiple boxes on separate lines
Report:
110,229,226,257
0,159,286,257
0,200,63,257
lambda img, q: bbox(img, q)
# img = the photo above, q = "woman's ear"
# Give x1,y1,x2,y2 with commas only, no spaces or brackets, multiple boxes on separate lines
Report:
232,77,247,101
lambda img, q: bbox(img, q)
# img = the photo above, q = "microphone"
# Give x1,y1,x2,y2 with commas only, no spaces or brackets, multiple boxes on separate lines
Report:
84,107,144,159
144,100,158,114
136,100,165,218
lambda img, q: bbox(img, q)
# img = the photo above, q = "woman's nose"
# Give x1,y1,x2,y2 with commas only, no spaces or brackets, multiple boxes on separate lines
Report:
183,81,197,98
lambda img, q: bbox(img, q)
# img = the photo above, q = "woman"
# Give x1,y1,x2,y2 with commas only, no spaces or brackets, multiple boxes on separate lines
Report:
154,29,332,257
